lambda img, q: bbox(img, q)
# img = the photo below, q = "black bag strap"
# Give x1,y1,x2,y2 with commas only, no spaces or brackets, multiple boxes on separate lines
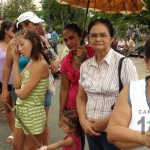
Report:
118,57,126,92
111,57,126,110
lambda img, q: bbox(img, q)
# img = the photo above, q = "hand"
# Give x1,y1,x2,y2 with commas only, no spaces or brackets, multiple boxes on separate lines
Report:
80,118,100,136
11,43,20,61
58,116,63,128
76,46,86,58
37,146,48,150
90,118,106,133
1,88,9,105
51,59,60,73
58,120,62,128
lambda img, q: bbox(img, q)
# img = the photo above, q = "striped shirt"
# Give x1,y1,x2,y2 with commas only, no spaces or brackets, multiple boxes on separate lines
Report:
79,48,138,119
16,70,48,135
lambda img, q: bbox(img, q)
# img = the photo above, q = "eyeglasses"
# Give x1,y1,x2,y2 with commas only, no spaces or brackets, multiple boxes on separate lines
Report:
89,33,110,39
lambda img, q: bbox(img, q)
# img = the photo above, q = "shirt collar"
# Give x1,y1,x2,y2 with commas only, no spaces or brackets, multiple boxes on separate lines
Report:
88,48,113,67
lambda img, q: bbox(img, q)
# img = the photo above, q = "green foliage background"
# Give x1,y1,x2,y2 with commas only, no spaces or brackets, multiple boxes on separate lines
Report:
2,0,150,37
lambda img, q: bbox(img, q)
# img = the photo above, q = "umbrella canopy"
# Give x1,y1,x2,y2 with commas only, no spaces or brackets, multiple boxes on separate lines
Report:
57,0,146,30
57,0,146,14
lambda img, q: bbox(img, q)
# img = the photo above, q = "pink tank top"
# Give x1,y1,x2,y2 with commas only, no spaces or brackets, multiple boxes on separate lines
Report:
62,134,81,150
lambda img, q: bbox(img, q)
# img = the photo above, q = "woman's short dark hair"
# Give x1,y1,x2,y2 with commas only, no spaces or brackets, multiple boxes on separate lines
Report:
87,18,114,37
63,23,83,37
0,20,13,40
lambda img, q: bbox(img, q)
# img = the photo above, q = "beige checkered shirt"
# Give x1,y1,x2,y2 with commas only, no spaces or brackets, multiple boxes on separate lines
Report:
79,48,138,119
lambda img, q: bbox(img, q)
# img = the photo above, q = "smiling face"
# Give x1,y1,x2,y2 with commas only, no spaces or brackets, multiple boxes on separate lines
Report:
88,23,113,53
63,29,81,52
15,36,32,58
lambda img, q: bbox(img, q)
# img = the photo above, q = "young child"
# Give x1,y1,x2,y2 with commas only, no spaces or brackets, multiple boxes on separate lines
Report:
11,29,50,150
38,110,82,150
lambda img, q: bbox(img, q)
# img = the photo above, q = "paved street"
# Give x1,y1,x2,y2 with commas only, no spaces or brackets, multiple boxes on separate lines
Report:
0,44,147,150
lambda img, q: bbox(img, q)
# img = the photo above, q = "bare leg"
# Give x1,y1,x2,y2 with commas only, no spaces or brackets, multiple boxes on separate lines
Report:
23,140,29,150
4,92,15,142
42,107,50,145
26,134,42,150
12,127,25,150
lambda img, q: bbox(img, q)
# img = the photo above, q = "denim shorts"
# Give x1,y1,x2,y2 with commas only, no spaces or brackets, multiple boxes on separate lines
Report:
44,90,52,108
11,86,17,104
12,87,52,108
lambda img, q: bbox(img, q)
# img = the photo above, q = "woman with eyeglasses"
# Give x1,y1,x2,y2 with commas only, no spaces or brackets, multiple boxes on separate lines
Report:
76,18,138,150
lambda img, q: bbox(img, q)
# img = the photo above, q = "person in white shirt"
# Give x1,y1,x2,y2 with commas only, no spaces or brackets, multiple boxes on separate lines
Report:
117,37,126,54
125,36,135,56
76,18,138,150
107,37,150,150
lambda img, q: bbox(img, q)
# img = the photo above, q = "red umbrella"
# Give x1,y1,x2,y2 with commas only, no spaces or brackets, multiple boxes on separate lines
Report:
56,0,146,29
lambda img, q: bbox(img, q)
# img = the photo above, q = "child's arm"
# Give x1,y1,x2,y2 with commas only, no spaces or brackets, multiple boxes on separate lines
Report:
39,137,74,150
12,44,21,89
15,61,49,99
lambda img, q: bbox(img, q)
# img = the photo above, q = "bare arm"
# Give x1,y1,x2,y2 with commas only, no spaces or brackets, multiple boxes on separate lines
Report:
12,44,21,89
51,55,60,73
76,85,100,136
15,62,49,99
1,39,15,104
12,59,21,89
59,73,70,119
41,36,60,73
39,137,74,150
90,115,110,133
107,85,145,149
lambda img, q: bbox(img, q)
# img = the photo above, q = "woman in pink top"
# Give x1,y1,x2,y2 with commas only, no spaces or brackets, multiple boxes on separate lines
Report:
39,110,82,150
59,23,94,150
59,23,94,118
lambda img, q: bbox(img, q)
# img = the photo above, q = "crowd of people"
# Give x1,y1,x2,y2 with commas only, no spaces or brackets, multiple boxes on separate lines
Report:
0,11,150,150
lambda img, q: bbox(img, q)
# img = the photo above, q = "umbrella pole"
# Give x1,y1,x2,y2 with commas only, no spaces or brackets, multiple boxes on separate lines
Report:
83,0,90,31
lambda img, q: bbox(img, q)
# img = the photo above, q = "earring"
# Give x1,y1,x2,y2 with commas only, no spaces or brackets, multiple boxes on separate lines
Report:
146,68,150,73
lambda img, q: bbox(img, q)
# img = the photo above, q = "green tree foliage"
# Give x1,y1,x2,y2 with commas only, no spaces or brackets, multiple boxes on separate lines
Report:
41,0,85,32
86,0,150,37
41,0,150,36
4,0,36,20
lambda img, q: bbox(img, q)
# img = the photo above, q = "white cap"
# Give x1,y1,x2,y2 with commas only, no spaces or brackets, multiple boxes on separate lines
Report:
16,11,43,28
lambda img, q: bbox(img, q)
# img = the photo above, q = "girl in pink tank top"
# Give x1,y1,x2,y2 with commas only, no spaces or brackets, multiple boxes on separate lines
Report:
39,110,82,150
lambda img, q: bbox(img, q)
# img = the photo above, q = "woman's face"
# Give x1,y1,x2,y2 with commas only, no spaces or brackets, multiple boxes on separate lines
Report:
16,36,32,58
88,23,113,53
63,29,81,52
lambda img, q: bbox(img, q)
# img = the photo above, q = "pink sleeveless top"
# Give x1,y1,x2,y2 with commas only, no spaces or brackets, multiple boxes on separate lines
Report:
60,47,95,110
62,134,81,150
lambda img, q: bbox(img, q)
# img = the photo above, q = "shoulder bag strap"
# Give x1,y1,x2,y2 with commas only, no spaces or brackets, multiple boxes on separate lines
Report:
118,57,126,92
